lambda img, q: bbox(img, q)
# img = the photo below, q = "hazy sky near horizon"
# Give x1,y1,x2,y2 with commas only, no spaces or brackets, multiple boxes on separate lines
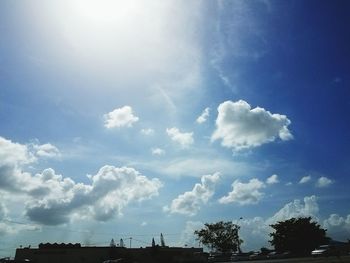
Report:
1,0,350,256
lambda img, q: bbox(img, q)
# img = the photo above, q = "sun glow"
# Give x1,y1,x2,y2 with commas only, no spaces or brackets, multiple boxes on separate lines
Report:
58,0,167,57
72,0,139,25
26,0,202,97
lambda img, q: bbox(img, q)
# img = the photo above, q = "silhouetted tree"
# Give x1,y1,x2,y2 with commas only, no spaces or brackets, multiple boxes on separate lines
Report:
269,217,330,255
194,221,242,252
160,233,166,247
152,238,156,247
120,238,124,247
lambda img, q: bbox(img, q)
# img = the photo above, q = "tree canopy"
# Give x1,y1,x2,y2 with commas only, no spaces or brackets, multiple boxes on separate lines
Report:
269,217,330,255
194,221,242,252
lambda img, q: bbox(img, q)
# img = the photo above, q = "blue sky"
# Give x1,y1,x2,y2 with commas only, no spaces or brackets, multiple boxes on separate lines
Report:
1,0,350,256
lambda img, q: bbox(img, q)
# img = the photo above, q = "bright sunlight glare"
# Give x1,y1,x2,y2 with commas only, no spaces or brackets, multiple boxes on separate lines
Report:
72,0,137,24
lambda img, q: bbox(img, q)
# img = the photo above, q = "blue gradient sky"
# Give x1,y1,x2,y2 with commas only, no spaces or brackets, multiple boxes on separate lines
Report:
0,0,349,257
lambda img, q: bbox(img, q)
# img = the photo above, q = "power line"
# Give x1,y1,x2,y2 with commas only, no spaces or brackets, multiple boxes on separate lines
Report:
0,219,37,226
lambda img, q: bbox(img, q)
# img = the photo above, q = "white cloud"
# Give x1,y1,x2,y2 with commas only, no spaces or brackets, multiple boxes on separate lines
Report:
0,139,162,226
0,137,36,166
151,148,165,156
196,107,210,124
140,128,155,136
33,143,61,158
179,221,204,247
164,173,220,216
266,174,279,185
316,176,333,188
213,195,346,251
239,195,320,251
0,198,40,235
0,219,40,236
219,178,265,205
104,106,139,128
211,100,293,150
323,214,350,240
324,214,349,228
239,217,270,250
267,195,319,224
166,127,194,148
25,166,162,224
299,175,312,184
0,136,39,193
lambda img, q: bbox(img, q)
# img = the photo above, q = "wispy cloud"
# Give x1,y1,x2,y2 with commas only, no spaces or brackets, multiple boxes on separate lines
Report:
211,1,269,89
140,128,155,136
151,148,165,156
299,175,312,184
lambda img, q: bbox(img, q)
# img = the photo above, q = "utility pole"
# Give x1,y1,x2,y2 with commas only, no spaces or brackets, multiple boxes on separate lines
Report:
129,237,132,248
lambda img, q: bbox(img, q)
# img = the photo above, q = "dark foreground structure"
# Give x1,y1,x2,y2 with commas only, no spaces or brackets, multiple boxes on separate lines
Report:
15,243,206,263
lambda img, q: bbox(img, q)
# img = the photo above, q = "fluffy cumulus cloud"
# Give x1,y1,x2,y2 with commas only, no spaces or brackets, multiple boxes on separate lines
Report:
267,195,319,224
238,197,348,250
0,137,38,193
219,178,265,205
196,107,210,124
316,176,333,188
164,173,220,216
237,195,320,250
323,214,350,240
324,214,350,229
0,138,162,225
104,106,139,128
211,100,293,150
266,174,279,185
166,127,194,148
33,143,61,158
299,175,312,184
239,217,270,250
25,166,162,224
0,137,36,166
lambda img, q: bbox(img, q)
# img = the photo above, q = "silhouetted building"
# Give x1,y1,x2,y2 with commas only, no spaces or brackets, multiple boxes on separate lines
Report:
15,243,206,263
